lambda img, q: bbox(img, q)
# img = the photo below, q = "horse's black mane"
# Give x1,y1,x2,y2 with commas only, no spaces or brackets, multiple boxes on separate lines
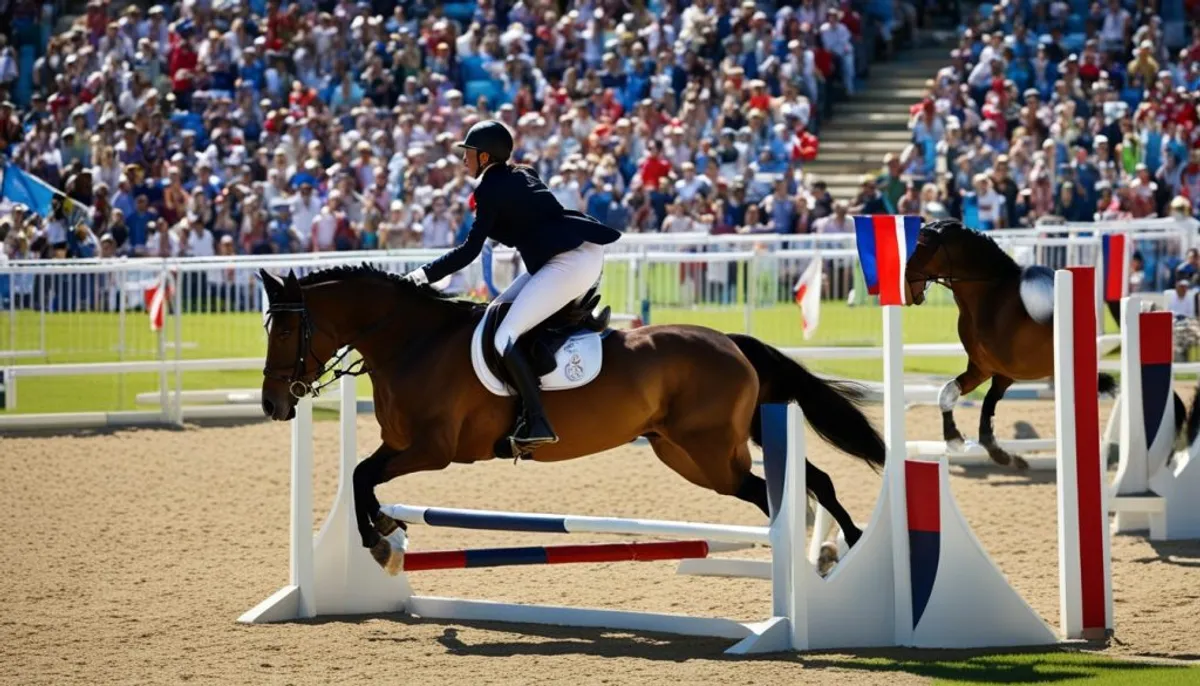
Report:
297,263,484,313
924,218,1020,276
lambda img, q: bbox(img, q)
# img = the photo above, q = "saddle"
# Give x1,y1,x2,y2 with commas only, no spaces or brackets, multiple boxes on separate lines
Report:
474,285,612,392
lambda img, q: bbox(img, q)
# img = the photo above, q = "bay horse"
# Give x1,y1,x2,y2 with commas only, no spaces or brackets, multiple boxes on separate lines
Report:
904,219,1184,469
257,265,885,574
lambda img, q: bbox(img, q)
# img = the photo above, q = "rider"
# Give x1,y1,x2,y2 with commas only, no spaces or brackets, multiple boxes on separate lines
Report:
402,120,621,453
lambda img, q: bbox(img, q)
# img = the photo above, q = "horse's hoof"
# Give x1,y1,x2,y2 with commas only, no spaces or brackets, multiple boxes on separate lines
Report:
983,444,1012,466
374,512,402,537
817,542,840,578
370,538,392,568
946,437,966,452
369,528,408,576
383,526,408,575
984,442,1023,469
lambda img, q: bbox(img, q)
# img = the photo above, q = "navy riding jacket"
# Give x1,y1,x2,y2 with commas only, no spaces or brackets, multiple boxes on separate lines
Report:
420,164,621,283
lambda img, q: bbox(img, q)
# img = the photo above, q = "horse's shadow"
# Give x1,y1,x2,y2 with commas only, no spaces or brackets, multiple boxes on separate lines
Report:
1128,539,1200,567
952,465,1060,485
348,615,1160,680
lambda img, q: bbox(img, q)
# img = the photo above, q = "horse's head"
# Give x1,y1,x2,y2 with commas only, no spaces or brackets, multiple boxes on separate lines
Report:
259,268,338,421
905,218,961,305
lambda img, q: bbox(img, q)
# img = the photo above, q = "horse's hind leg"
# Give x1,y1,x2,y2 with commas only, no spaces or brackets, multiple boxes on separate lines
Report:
807,462,861,546
649,433,768,516
979,375,1026,469
942,363,986,450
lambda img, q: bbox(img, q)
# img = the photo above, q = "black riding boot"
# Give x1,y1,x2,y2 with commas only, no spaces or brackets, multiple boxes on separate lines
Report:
500,341,559,453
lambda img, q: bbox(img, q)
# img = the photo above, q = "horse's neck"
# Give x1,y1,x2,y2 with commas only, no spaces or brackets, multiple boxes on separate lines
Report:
308,281,471,370
949,274,1016,319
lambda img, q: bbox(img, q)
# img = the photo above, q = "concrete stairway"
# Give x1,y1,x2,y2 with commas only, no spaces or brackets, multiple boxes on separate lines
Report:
809,45,954,202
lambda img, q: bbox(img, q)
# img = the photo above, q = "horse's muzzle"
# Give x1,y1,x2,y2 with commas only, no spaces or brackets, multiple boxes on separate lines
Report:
261,396,296,421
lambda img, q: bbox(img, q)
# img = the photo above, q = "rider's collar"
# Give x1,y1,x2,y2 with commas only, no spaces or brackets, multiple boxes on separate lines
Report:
480,161,502,179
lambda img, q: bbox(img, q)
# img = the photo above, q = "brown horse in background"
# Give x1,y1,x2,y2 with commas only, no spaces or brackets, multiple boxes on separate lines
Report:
903,219,1183,469
257,265,885,573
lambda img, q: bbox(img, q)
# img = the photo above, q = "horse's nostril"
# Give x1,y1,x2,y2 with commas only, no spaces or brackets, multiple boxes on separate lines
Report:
262,398,275,417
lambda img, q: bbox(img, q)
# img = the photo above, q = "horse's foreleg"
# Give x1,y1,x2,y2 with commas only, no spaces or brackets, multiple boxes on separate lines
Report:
353,445,395,550
979,375,1026,469
352,442,452,575
941,364,986,450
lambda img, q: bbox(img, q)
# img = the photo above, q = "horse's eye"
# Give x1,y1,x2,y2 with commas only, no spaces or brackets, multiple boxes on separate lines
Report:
278,329,292,338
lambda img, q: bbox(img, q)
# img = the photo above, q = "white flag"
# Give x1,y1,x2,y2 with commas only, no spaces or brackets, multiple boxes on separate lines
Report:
793,258,822,340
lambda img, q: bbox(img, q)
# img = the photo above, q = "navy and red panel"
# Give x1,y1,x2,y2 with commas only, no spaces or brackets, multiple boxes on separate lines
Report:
1139,311,1174,452
905,460,941,629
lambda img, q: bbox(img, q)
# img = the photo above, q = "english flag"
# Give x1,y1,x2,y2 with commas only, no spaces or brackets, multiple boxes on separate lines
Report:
1101,233,1131,302
144,275,173,332
793,258,822,340
854,215,922,306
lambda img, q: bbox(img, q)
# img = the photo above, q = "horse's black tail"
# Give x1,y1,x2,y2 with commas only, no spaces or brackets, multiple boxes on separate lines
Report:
1175,390,1189,443
1187,381,1200,446
1098,373,1118,396
729,333,886,472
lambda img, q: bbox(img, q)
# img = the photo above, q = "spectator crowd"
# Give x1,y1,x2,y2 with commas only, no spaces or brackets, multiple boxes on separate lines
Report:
894,0,1200,231
0,0,926,264
4,0,1196,287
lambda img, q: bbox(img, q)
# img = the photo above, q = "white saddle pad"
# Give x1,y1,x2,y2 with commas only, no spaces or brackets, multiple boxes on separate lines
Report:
1019,265,1055,325
470,316,605,397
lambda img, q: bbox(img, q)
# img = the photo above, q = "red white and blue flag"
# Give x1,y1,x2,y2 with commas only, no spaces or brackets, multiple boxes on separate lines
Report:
793,258,822,340
854,215,922,306
1100,234,1131,303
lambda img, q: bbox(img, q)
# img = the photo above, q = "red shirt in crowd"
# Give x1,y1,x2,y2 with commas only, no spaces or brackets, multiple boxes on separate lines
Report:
169,41,198,93
840,6,862,37
812,46,834,78
639,153,672,188
793,130,819,162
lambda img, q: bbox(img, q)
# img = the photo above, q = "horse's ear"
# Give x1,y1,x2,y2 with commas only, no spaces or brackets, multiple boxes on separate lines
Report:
283,269,302,299
260,269,283,300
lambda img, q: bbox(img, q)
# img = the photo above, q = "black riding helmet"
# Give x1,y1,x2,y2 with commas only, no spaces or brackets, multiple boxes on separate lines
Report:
455,120,513,167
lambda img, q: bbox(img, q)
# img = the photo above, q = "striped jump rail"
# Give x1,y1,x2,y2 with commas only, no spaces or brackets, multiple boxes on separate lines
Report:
404,540,710,572
380,504,771,546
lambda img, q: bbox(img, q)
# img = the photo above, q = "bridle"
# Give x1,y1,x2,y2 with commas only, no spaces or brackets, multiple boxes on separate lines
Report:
905,233,954,290
905,231,1000,290
262,300,372,399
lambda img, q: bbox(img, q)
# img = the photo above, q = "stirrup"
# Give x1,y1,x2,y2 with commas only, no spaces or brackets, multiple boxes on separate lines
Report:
506,415,558,458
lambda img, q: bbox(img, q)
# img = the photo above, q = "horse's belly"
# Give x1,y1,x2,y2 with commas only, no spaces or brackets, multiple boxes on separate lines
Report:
978,334,1055,380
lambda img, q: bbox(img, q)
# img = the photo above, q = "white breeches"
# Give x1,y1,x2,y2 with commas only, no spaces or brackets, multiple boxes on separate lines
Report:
493,241,605,354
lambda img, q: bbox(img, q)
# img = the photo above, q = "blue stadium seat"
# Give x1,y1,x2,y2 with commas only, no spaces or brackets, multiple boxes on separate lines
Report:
1161,0,1184,20
1062,33,1086,55
14,45,33,107
977,2,994,19
464,79,505,108
459,55,490,82
170,112,209,148
1121,87,1143,110
1065,14,1085,34
442,2,476,23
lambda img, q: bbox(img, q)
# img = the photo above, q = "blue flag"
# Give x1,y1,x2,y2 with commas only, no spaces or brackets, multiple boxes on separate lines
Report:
1,162,92,227
2,161,57,216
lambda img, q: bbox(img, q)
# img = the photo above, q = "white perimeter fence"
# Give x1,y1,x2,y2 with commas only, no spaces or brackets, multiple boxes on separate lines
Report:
0,217,1195,429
